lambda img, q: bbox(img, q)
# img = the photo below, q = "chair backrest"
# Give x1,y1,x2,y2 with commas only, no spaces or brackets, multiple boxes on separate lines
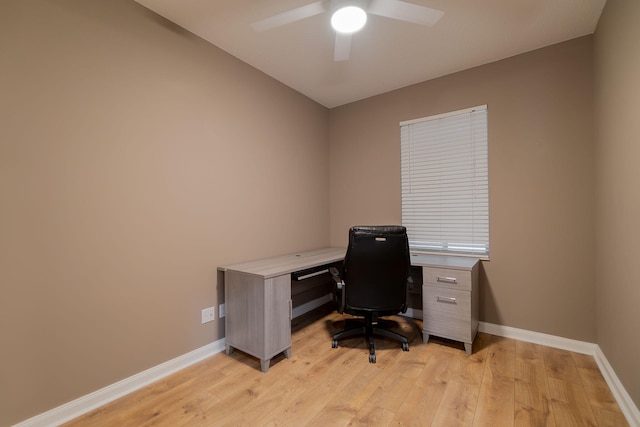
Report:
342,226,411,313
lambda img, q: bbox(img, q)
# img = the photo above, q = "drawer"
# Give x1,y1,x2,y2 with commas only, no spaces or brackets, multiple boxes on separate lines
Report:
423,266,472,291
422,286,472,342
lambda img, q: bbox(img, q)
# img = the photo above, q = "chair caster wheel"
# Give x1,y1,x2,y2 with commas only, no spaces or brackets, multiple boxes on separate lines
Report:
402,343,409,351
369,353,376,363
332,340,338,348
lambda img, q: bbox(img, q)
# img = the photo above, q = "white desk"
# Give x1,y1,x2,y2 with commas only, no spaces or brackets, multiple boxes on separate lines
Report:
219,247,345,372
219,248,480,371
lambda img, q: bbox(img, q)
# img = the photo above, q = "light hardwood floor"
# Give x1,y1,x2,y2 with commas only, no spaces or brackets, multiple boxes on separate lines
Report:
65,309,628,426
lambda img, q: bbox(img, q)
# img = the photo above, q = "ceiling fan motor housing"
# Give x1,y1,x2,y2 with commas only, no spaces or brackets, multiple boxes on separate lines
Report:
330,0,369,13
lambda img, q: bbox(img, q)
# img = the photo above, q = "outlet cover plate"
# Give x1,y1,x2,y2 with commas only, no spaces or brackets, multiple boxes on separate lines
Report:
201,307,215,324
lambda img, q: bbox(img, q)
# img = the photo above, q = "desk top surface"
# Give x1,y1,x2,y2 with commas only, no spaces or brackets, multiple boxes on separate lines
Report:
410,253,481,270
220,247,480,279
220,247,346,279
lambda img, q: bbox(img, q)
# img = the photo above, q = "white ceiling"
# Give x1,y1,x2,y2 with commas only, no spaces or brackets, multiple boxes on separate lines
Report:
133,0,606,108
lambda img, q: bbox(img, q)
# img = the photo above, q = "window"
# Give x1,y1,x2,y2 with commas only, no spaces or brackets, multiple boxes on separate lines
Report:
400,105,488,256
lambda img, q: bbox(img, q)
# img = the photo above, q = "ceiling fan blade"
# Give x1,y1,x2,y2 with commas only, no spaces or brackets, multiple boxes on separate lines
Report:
251,1,327,32
368,0,444,26
334,32,352,61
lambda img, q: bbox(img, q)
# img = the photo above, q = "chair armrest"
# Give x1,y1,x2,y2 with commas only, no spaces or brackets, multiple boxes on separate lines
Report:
402,275,413,314
329,267,346,313
329,267,342,287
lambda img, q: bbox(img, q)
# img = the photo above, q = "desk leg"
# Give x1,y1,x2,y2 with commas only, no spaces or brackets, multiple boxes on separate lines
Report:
422,332,430,344
464,342,472,355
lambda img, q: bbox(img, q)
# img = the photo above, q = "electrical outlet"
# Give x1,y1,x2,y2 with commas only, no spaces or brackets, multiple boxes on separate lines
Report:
219,303,225,318
201,307,215,324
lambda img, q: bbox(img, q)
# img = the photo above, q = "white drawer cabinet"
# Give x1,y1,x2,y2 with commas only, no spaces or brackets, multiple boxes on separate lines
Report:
412,255,480,355
224,270,292,373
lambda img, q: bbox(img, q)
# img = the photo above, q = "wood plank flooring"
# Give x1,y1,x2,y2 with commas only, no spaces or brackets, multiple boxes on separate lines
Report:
65,309,628,426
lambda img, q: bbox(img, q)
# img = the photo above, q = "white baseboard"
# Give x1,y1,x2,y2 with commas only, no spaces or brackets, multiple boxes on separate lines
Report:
14,339,226,427
593,345,640,427
404,307,422,320
15,319,639,427
478,321,639,427
478,321,598,355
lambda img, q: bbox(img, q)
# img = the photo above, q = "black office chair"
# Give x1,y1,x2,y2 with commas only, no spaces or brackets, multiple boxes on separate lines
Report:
330,226,412,363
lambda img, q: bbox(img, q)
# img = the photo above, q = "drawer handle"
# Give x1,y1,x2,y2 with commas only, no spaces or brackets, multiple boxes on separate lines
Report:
437,296,457,304
437,276,458,284
295,269,328,280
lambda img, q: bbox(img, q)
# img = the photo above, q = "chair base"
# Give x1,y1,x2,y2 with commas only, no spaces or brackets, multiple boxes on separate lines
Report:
332,316,409,363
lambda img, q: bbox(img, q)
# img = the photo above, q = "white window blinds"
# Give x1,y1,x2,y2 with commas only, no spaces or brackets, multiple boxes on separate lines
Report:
400,105,489,256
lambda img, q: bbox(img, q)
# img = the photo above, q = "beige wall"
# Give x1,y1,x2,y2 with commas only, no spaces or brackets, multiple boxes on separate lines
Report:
329,36,597,343
0,1,329,424
5,0,639,424
594,0,640,408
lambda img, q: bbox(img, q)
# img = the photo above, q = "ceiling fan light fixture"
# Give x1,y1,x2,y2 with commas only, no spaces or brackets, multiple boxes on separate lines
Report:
331,6,367,33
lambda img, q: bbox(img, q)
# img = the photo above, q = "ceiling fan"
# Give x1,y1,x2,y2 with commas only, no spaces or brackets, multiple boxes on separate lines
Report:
251,0,444,62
